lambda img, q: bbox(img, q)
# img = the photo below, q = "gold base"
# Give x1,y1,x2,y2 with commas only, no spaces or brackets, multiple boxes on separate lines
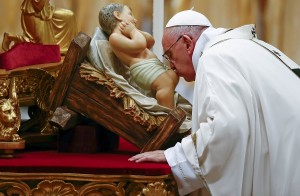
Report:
0,172,179,195
0,140,25,158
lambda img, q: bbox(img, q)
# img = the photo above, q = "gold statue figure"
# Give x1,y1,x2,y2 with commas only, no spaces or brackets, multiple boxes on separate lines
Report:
2,0,78,54
0,77,22,142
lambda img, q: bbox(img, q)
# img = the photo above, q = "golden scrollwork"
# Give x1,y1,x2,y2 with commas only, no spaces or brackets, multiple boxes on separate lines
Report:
127,181,177,196
22,68,57,135
0,173,178,196
31,180,78,195
78,182,125,195
0,181,31,196
142,182,169,196
79,62,166,132
26,68,56,111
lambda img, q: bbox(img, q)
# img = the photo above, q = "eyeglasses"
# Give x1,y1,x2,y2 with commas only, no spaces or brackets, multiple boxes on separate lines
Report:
162,35,183,63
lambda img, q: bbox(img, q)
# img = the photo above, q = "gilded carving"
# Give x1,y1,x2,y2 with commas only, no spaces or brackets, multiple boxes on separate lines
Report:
0,62,61,138
78,181,176,196
0,65,60,104
15,76,35,97
26,68,55,111
80,63,166,132
0,75,37,105
126,182,145,196
31,180,78,196
0,181,31,196
126,181,175,196
0,77,22,142
0,174,178,196
142,182,169,196
0,79,9,98
22,68,57,134
79,182,125,195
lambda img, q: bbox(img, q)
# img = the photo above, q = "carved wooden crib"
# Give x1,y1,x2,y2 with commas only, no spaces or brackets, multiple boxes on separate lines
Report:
46,29,192,152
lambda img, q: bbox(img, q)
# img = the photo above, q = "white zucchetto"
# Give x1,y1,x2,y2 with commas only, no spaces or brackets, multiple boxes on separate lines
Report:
166,10,212,27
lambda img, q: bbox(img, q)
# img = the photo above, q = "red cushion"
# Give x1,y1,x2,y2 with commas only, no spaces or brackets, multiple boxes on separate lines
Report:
0,42,61,70
118,137,140,152
0,150,171,176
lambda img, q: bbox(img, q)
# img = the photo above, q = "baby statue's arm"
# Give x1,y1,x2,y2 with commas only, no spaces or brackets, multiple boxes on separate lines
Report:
139,30,155,49
110,22,147,54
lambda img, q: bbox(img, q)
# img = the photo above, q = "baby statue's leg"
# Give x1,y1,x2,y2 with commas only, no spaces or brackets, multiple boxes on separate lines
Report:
152,70,179,109
156,86,175,109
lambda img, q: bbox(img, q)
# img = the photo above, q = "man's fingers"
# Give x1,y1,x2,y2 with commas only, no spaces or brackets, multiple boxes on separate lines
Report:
128,154,143,161
128,150,167,163
134,156,148,163
128,152,152,161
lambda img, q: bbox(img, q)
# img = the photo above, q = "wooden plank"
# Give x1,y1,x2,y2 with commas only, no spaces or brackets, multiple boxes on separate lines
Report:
64,83,152,149
48,32,91,111
62,71,186,151
141,107,186,152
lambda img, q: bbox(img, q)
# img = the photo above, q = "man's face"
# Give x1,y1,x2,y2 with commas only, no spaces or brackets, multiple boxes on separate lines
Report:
162,31,196,82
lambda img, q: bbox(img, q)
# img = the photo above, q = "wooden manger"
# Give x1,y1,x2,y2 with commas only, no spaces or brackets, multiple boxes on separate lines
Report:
46,32,188,152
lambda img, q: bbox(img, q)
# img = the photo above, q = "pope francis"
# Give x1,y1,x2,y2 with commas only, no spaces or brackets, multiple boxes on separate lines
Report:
129,9,300,196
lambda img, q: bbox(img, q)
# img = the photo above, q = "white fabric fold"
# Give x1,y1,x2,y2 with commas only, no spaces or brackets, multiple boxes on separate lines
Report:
165,142,205,196
165,24,300,195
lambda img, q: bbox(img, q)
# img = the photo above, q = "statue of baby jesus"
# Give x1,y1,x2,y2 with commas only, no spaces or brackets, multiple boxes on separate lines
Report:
98,3,179,109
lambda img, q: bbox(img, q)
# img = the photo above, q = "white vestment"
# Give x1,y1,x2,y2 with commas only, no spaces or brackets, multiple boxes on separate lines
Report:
165,25,300,196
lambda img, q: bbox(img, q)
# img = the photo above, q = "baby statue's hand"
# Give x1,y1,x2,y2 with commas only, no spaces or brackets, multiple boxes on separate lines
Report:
119,21,136,37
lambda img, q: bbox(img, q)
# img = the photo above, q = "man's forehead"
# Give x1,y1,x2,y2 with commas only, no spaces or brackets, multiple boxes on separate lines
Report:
162,31,175,46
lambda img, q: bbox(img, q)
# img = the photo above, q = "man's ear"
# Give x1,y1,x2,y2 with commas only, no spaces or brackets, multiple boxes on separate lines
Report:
182,35,194,55
113,11,122,21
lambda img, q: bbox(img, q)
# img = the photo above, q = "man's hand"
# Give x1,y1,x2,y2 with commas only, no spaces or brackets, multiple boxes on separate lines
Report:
128,150,167,163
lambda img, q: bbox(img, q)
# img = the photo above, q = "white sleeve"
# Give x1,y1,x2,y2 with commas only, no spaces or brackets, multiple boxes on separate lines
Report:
164,142,205,196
